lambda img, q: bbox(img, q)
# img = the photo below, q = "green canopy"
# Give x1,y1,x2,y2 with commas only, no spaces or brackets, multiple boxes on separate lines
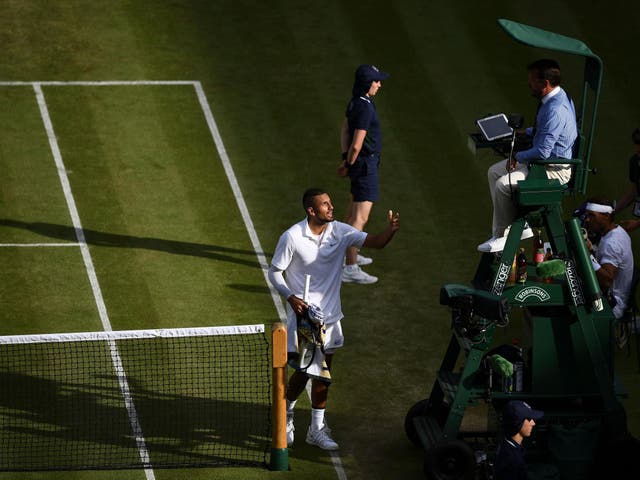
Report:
497,19,603,194
498,18,600,60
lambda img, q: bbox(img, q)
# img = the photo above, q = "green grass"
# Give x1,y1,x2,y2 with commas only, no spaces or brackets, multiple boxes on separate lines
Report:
1,1,639,479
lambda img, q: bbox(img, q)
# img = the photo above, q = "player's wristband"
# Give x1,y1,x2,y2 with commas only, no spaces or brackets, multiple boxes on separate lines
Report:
341,152,348,161
590,254,601,272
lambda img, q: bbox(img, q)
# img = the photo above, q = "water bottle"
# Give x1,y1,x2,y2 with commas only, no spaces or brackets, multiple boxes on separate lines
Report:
516,248,527,284
533,230,544,265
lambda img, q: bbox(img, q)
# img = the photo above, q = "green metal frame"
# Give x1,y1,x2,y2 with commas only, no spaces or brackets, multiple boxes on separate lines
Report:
408,20,624,480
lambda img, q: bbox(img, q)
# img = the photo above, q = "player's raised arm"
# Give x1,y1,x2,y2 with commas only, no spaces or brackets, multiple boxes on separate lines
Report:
362,210,400,249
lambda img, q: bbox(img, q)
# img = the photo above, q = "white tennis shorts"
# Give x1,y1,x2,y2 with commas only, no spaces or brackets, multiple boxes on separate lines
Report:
287,320,344,355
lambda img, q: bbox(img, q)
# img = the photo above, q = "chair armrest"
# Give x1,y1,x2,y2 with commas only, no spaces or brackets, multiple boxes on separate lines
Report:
528,157,582,165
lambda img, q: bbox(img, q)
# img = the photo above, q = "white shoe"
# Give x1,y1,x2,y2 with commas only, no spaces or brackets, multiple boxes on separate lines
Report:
478,225,534,253
357,254,373,266
286,412,295,447
342,265,378,284
504,224,534,240
306,425,339,451
521,227,534,240
477,236,506,253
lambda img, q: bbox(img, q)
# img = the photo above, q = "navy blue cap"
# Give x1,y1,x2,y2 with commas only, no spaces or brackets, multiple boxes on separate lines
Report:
502,401,544,436
355,64,390,83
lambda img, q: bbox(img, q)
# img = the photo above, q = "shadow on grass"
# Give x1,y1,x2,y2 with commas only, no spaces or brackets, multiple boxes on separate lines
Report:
227,284,272,295
0,218,270,269
0,370,270,471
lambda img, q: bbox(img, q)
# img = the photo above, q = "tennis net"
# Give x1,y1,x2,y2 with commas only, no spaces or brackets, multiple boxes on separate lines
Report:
0,324,271,471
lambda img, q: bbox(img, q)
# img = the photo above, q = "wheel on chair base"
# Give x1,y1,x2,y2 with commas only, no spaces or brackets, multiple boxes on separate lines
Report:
405,398,450,447
423,438,475,480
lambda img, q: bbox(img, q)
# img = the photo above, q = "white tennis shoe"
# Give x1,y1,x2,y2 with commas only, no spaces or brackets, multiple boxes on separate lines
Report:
286,412,295,447
306,425,339,450
477,225,534,253
342,265,378,284
357,254,373,266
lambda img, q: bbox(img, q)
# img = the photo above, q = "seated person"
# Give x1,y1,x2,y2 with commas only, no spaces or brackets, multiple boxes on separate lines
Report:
584,197,634,320
478,59,577,253
494,400,544,480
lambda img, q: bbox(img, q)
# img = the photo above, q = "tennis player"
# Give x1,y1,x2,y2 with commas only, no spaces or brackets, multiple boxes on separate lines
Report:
268,188,399,450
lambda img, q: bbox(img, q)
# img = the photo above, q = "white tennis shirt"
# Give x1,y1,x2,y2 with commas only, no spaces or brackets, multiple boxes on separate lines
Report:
596,225,634,319
271,218,367,325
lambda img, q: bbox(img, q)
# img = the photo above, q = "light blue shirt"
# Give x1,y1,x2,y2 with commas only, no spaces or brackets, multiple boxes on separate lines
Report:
515,86,577,163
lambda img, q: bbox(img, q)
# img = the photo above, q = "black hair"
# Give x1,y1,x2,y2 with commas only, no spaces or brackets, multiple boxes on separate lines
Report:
632,127,640,145
528,59,562,87
352,78,372,97
503,417,523,438
302,188,327,210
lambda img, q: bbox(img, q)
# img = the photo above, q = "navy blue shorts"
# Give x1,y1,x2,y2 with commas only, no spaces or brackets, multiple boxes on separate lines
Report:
349,153,380,202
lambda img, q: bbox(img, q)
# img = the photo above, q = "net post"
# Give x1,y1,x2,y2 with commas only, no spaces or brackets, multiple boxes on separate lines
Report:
270,322,289,471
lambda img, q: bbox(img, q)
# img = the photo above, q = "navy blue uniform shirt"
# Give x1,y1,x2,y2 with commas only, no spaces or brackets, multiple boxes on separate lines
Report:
345,95,381,156
494,436,527,480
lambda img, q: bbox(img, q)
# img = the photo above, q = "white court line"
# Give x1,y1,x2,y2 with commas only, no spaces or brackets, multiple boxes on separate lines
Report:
193,82,287,321
0,80,196,86
0,243,81,247
33,83,156,480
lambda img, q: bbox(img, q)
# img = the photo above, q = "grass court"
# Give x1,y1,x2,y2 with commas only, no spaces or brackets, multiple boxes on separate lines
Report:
0,2,639,479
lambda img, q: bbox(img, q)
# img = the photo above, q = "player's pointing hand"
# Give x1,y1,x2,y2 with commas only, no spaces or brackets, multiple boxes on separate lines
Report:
388,210,400,232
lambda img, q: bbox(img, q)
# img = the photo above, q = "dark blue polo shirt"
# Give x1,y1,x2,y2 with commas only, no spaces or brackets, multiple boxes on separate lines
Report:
346,95,381,156
494,436,526,480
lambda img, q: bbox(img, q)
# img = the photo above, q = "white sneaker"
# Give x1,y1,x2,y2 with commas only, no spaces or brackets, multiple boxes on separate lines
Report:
478,225,534,253
286,412,294,447
477,236,506,253
504,224,534,240
357,254,373,266
306,425,339,450
521,227,534,240
342,265,378,284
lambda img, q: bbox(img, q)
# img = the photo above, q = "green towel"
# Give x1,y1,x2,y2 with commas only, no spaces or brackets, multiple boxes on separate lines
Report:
536,259,566,277
488,354,513,377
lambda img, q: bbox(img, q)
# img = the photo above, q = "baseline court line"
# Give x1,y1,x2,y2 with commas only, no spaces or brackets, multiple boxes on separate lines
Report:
0,243,81,247
33,83,156,480
0,80,196,86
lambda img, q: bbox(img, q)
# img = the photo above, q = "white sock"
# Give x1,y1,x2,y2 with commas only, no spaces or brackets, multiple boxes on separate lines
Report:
286,399,297,414
345,264,358,272
311,408,325,431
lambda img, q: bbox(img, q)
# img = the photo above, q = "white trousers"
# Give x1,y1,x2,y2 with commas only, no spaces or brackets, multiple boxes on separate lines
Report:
487,160,571,238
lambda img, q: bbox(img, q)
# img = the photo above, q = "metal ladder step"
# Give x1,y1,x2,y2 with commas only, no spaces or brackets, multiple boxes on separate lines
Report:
413,414,443,450
437,371,460,404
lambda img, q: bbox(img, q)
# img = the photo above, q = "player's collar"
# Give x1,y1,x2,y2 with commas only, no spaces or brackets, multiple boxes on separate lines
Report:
304,219,333,243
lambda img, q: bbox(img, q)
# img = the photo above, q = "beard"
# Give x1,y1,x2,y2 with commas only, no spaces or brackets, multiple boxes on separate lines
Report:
319,212,335,223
